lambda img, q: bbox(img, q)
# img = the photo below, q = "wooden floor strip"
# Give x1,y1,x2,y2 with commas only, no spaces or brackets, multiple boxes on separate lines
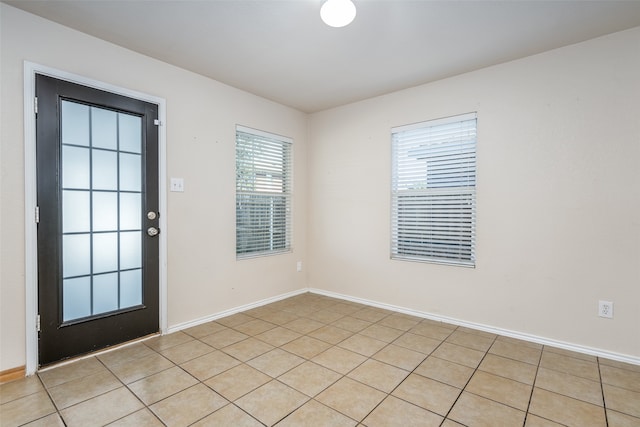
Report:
0,366,25,383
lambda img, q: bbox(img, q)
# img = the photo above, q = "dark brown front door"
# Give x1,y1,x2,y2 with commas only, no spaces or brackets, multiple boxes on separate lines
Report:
36,74,160,366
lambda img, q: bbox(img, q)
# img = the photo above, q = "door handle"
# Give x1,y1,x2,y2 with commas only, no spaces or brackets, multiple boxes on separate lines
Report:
147,227,160,237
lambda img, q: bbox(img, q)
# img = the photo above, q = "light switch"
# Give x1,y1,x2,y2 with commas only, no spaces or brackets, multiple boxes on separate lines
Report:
170,178,184,192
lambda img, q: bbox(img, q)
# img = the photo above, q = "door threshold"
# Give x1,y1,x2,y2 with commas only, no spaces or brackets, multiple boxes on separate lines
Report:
38,332,160,373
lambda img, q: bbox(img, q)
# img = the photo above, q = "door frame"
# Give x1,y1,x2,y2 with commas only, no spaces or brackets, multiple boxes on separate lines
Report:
23,62,168,375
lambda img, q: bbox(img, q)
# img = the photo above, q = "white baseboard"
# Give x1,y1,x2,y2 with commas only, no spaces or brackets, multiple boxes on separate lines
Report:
167,289,308,334
164,286,638,366
307,288,640,366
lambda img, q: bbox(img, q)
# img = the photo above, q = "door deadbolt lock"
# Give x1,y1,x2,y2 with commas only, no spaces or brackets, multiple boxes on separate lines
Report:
147,227,160,237
147,211,158,220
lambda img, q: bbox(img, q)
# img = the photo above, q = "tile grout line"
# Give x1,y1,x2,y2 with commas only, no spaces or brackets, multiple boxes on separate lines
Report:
521,343,544,427
117,336,250,425
397,328,459,427
95,354,152,426
265,306,428,424
329,319,463,425
41,353,154,426
251,313,344,425
204,305,363,425
141,335,267,426
292,308,395,425
597,357,610,427
264,302,366,425
186,320,269,426
337,339,431,424
32,373,63,426
438,330,498,426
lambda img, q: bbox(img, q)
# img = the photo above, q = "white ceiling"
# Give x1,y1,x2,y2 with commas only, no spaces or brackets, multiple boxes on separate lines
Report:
7,0,640,113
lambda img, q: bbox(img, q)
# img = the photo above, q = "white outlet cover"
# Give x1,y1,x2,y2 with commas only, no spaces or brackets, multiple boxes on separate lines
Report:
598,300,613,319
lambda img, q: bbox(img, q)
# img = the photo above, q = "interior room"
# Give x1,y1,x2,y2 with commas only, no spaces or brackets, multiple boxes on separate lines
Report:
1,1,639,425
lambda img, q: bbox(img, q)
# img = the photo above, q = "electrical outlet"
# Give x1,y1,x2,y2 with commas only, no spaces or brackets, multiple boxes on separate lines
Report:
296,261,302,272
598,300,613,319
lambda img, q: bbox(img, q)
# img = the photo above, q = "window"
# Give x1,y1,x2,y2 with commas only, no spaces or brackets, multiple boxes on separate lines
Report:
236,125,292,258
391,113,477,267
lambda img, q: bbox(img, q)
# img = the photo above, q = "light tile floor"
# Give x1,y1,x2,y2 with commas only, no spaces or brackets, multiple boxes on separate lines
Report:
2,293,639,426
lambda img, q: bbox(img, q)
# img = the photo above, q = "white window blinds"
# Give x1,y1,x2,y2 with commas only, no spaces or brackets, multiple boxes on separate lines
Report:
391,113,477,267
236,126,292,258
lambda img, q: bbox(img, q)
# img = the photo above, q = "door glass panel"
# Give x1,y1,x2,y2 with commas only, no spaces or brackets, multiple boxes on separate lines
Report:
63,190,90,233
119,153,141,191
120,269,142,307
62,146,90,189
60,101,144,321
92,150,118,191
93,273,119,314
63,277,91,321
61,101,89,146
120,231,141,270
93,233,118,274
120,193,141,230
63,234,91,277
119,113,141,153
93,192,118,231
91,107,117,150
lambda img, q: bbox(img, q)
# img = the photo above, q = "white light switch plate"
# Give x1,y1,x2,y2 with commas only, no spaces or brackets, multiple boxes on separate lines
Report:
170,178,184,192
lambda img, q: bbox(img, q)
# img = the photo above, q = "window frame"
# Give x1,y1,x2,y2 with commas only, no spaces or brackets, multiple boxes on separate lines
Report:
235,125,293,259
390,112,477,267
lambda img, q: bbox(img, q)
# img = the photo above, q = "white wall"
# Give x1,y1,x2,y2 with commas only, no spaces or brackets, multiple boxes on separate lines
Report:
0,4,308,371
307,27,640,360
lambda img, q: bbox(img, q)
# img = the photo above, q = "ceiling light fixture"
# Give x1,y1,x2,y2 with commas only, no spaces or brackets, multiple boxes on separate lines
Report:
320,0,356,28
